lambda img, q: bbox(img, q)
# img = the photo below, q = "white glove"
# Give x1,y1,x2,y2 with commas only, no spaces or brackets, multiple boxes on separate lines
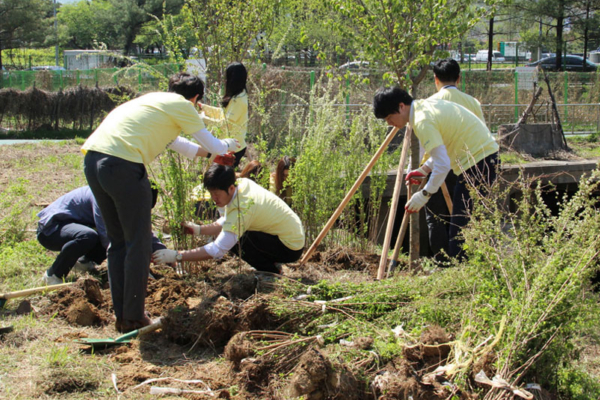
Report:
223,138,239,152
152,249,178,264
182,221,201,235
405,190,430,213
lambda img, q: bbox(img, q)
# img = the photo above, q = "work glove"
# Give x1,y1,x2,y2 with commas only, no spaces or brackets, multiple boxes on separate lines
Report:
405,167,428,185
152,249,178,264
405,190,430,214
223,138,240,152
214,152,236,166
181,221,201,235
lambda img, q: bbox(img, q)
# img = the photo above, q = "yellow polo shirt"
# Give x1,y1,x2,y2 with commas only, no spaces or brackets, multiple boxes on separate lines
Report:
202,91,248,151
410,99,498,174
222,178,305,250
428,87,486,123
82,92,205,165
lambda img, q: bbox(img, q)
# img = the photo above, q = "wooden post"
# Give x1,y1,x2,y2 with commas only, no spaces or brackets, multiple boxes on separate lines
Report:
376,127,412,280
299,126,401,265
441,182,453,214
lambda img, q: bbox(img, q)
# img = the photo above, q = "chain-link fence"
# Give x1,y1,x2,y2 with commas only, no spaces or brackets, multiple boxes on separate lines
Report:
1,63,599,137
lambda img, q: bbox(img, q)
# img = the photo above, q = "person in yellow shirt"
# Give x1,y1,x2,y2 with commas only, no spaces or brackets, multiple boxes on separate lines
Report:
373,86,499,259
200,62,248,167
416,58,487,262
82,72,237,333
153,164,305,274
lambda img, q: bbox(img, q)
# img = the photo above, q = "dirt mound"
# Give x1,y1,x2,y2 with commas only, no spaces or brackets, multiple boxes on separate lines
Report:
40,371,99,395
373,326,457,399
65,298,101,326
222,273,257,300
163,294,238,347
318,247,379,273
42,277,112,325
146,275,198,316
235,295,280,332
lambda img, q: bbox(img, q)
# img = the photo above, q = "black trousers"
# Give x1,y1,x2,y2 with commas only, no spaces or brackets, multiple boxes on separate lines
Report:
84,151,153,321
230,231,303,273
37,222,106,278
424,171,457,262
449,152,499,259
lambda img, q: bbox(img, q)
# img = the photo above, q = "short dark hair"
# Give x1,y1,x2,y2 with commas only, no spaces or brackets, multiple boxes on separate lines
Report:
168,72,204,100
373,86,413,119
204,164,236,191
433,58,461,83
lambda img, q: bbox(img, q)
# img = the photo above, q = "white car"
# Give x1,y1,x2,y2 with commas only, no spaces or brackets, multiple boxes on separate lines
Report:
31,65,66,71
475,50,505,63
339,61,370,75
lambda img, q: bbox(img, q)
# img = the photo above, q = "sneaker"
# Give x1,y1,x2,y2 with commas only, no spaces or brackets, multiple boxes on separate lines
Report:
73,260,97,273
42,272,63,285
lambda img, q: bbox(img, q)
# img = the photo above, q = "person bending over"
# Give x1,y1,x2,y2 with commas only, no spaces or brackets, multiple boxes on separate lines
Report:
373,86,499,259
38,186,166,285
153,164,305,274
83,72,237,333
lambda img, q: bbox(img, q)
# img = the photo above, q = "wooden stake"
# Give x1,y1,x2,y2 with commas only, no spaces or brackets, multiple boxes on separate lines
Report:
386,179,426,278
376,127,412,280
441,182,453,214
299,126,401,265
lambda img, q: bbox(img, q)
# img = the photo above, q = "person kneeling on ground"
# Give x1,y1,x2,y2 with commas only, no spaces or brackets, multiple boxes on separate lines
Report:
38,186,167,285
153,164,305,274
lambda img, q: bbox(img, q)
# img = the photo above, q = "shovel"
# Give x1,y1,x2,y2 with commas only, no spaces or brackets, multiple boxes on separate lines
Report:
0,282,74,308
76,318,163,349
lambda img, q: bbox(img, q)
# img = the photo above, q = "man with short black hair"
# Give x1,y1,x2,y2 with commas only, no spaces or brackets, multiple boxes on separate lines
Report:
83,72,238,333
412,58,488,262
153,164,305,274
373,86,498,259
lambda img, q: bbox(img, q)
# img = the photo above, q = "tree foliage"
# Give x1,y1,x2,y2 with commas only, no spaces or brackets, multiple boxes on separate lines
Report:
331,0,497,92
184,0,281,87
0,0,51,68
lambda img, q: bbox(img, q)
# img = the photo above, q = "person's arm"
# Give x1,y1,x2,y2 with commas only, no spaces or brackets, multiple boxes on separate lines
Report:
190,128,238,154
200,104,225,121
91,200,110,249
152,229,238,263
168,136,212,159
181,218,224,236
183,230,237,260
422,145,451,194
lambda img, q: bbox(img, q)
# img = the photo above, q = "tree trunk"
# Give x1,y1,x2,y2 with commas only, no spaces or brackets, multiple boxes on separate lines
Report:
555,0,564,71
583,0,590,72
487,17,494,71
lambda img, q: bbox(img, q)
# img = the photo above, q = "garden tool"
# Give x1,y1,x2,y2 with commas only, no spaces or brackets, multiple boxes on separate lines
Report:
0,282,74,308
76,318,163,349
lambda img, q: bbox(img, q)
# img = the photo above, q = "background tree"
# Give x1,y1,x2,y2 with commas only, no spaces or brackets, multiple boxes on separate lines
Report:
184,0,281,88
57,0,121,49
0,0,51,69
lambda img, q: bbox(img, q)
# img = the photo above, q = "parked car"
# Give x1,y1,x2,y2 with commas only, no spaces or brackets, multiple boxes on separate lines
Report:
31,65,66,71
475,50,505,63
526,55,597,72
339,61,370,75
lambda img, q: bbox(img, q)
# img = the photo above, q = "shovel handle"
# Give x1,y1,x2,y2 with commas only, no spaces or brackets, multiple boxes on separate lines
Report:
114,319,163,343
0,282,74,300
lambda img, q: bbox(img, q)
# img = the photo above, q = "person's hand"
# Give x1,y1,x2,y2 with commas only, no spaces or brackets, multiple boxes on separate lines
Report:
405,167,428,185
214,152,235,166
152,249,178,264
181,221,201,235
223,138,240,152
405,190,430,214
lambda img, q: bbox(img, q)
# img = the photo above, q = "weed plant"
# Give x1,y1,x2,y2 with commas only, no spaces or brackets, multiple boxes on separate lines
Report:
284,75,397,249
459,170,600,397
